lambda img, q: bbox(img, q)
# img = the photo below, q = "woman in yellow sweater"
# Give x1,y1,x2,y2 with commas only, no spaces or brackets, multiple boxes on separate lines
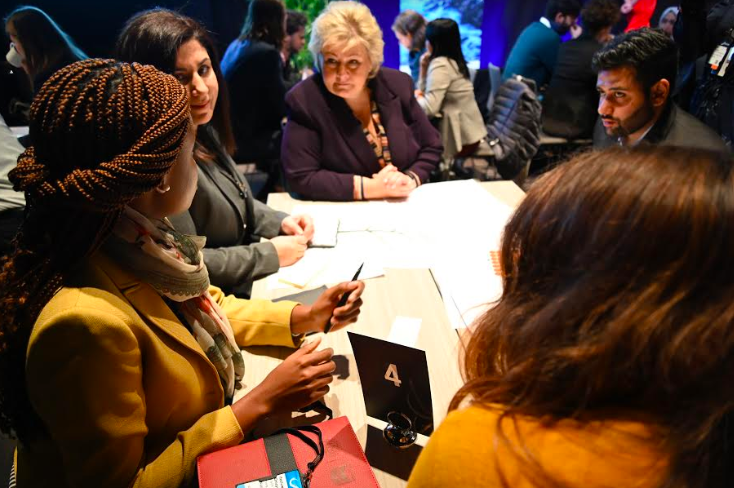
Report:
0,59,364,487
408,146,734,488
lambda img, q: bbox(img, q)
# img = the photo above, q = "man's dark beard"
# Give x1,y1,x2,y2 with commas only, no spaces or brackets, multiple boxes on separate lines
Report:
551,21,571,35
603,99,656,140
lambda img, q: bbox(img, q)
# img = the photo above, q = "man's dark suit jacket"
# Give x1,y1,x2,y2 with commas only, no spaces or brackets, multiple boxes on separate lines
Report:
542,34,603,139
221,38,286,163
281,68,442,201
593,102,729,153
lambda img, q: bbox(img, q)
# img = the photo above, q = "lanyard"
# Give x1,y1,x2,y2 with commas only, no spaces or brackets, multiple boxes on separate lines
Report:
271,425,325,488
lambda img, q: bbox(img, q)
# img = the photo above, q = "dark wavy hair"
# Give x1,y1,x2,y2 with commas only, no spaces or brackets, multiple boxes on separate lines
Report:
391,10,426,52
238,0,286,49
452,146,734,488
115,8,236,162
592,27,679,93
580,0,621,36
425,18,469,79
4,6,87,86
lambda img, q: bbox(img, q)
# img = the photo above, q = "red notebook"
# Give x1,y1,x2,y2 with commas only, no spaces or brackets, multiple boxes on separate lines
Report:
197,416,379,488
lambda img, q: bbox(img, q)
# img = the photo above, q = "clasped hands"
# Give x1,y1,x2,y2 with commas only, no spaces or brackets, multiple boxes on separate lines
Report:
358,164,417,200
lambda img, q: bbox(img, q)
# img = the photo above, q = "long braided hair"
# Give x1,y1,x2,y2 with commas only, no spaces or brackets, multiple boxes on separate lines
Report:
0,58,190,441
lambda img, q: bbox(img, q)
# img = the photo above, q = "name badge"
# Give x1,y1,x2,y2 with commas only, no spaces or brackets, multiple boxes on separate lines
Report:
710,43,731,71
236,470,304,488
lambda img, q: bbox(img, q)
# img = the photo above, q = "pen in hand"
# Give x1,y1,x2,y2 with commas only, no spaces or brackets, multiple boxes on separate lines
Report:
324,263,364,334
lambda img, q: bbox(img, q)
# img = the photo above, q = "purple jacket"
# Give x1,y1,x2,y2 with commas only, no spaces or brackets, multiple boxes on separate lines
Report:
282,68,443,201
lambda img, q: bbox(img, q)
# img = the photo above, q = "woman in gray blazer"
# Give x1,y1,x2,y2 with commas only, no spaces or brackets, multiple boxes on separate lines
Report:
116,9,313,296
416,19,487,161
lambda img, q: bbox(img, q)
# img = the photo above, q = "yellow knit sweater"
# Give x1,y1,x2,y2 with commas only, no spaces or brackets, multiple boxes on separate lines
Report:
408,405,668,488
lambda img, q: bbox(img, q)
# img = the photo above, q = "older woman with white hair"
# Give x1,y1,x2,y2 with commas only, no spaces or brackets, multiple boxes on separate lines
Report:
281,1,442,201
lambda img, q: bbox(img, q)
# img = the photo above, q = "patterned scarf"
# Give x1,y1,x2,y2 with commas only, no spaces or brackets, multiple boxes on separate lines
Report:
363,99,393,168
103,207,245,401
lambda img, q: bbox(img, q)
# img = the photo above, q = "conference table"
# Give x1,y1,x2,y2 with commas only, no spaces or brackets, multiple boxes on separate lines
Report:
235,181,525,487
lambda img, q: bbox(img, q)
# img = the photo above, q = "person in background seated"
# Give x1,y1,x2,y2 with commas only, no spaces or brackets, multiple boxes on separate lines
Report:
543,0,620,139
408,146,734,488
622,0,657,32
282,1,441,201
503,0,582,89
392,10,427,84
116,9,313,298
593,28,727,152
1,58,364,487
221,0,288,185
282,10,311,91
4,6,87,94
415,18,487,163
658,6,679,38
0,113,24,254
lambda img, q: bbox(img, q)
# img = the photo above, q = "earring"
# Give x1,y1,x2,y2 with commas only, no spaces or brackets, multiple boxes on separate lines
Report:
156,183,171,194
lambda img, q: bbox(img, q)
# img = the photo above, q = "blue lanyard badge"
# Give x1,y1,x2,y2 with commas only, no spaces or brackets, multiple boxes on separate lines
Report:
236,470,304,488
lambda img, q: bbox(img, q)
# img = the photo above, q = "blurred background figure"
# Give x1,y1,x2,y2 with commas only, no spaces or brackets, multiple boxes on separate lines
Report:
282,9,310,90
622,0,657,32
392,9,426,84
658,6,678,38
0,113,24,255
4,6,87,94
543,0,620,139
416,18,487,166
503,0,582,90
221,0,288,193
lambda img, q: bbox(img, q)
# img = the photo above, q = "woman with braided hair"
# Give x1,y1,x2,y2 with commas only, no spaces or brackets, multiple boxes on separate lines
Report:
116,8,314,299
0,59,364,487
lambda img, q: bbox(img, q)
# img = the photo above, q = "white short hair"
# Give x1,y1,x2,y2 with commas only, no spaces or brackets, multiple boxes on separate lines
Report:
309,1,384,78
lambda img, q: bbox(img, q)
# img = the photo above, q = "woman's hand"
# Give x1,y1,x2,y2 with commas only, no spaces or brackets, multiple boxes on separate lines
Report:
621,0,634,14
235,338,336,418
290,280,365,334
281,214,315,242
270,235,308,267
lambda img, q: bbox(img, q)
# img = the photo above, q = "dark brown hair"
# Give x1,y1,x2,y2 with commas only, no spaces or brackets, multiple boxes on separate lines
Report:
580,0,621,36
392,10,426,52
115,8,236,161
452,146,734,488
239,0,286,49
592,27,679,94
0,59,190,441
4,6,87,86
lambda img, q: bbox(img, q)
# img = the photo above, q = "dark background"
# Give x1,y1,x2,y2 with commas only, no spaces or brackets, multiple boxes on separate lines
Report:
0,0,708,124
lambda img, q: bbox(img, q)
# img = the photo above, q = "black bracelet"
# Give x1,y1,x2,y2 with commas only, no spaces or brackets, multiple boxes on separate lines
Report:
360,176,365,200
406,171,420,187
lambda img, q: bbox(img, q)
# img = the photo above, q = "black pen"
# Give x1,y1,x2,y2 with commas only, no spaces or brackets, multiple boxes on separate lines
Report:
324,263,363,334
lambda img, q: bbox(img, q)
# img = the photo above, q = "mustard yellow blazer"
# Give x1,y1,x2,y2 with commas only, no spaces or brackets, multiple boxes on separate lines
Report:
17,252,299,487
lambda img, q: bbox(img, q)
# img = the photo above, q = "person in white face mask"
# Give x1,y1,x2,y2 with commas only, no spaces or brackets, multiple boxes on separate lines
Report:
4,6,86,93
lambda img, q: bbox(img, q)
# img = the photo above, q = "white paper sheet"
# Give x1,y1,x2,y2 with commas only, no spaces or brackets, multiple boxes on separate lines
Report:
386,316,422,348
271,182,517,324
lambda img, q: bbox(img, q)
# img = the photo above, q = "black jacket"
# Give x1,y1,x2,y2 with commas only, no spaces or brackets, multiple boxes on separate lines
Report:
593,102,729,153
542,34,603,139
221,38,286,163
